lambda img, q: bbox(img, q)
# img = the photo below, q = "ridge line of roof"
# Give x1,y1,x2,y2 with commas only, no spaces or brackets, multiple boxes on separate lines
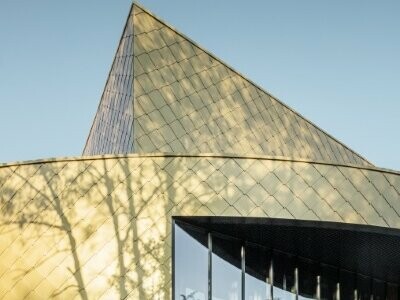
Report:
133,1,373,166
0,153,398,176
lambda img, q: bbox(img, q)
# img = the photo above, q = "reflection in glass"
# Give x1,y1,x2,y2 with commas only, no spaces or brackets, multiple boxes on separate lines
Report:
212,234,242,300
339,270,354,300
298,258,317,299
174,223,208,300
273,252,296,299
357,274,372,300
321,265,337,300
245,273,269,300
245,244,269,300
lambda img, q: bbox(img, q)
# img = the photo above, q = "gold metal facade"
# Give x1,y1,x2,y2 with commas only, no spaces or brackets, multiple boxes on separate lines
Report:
0,155,399,299
83,10,134,155
83,4,370,167
2,3,399,299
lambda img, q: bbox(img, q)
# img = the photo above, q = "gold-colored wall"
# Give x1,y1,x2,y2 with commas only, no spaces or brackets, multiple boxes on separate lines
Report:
0,154,399,299
132,5,370,166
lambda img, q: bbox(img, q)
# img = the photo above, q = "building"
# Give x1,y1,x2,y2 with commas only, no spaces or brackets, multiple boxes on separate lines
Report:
0,2,399,299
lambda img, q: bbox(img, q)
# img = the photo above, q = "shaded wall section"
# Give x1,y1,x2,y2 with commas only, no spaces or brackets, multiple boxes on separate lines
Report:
0,155,398,299
83,7,134,155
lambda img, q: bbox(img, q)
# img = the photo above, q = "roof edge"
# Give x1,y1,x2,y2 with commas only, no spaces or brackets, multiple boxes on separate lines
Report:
0,153,398,176
133,1,373,166
82,2,134,154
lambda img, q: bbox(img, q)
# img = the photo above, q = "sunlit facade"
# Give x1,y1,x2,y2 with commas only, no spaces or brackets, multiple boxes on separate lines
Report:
1,3,400,300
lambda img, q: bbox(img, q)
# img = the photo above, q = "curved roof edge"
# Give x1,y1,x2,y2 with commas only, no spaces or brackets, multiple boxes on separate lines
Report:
133,2,372,166
1,153,398,176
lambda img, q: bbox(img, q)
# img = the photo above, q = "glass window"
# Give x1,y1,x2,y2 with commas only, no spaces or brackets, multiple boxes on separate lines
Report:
173,219,397,300
320,265,338,300
174,222,208,300
273,252,296,300
245,244,270,300
298,258,318,299
339,270,355,300
356,274,371,300
212,234,242,300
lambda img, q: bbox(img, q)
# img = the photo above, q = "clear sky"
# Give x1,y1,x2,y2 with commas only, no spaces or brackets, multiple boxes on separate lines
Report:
0,0,399,170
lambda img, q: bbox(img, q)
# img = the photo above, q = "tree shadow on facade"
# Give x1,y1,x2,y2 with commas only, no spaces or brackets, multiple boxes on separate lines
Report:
0,162,88,299
0,156,218,299
1,156,393,298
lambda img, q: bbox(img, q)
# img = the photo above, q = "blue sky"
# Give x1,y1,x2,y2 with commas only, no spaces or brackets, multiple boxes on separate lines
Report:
0,0,399,170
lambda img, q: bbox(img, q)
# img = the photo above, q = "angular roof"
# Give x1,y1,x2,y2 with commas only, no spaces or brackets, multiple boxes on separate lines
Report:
83,3,371,167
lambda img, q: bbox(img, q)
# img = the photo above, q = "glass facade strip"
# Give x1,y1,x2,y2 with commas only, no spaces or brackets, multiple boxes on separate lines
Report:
174,223,208,300
245,243,269,300
273,251,296,297
211,234,242,300
356,275,372,300
208,232,212,300
241,246,245,300
321,265,337,299
295,267,299,299
174,220,400,300
269,258,274,300
298,258,318,299
340,270,355,300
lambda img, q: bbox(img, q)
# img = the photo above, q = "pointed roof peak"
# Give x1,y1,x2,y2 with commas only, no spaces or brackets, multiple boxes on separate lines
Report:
84,2,372,167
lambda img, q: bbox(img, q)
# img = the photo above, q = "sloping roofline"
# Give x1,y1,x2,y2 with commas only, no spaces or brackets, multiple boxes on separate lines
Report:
83,3,134,154
133,1,373,166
